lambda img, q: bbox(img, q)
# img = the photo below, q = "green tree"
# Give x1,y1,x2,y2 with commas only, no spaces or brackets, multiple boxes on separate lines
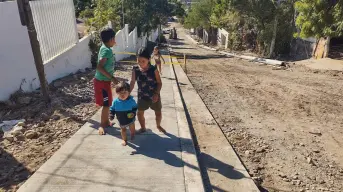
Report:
295,0,343,38
186,0,295,56
184,0,214,29
83,0,121,31
74,0,94,17
184,0,218,44
295,0,343,57
123,0,175,35
80,0,181,35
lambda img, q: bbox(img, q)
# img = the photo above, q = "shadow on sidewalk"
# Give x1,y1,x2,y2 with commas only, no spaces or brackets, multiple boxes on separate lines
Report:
88,115,248,192
88,119,199,170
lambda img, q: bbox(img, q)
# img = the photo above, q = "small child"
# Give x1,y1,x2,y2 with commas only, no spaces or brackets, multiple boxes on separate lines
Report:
130,47,165,134
152,46,165,75
110,82,137,146
94,28,119,135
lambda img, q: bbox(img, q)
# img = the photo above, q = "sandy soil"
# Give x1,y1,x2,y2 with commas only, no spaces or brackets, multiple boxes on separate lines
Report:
170,22,343,192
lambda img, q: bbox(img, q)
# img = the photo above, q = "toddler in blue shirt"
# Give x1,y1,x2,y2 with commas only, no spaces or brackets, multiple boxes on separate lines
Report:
110,82,137,146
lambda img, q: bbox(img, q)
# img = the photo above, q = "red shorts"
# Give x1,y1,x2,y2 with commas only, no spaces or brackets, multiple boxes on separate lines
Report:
93,78,113,107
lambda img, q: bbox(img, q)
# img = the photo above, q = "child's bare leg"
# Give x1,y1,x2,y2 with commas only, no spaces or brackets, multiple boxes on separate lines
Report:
137,110,146,133
155,110,166,133
129,124,136,140
121,128,127,146
157,63,162,74
99,106,110,135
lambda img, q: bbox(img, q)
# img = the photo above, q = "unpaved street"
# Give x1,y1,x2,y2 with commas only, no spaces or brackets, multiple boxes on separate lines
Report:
170,22,343,192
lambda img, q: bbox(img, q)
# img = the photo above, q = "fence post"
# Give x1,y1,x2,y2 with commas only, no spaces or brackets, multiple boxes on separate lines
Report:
18,0,50,102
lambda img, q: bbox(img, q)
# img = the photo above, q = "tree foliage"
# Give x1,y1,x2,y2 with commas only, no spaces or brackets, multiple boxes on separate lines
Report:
74,0,94,17
78,0,184,35
184,0,296,56
184,0,214,29
295,0,343,38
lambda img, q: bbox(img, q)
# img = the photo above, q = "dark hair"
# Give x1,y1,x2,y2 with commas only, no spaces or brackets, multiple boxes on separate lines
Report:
115,81,130,93
100,28,115,43
137,47,151,59
154,46,161,55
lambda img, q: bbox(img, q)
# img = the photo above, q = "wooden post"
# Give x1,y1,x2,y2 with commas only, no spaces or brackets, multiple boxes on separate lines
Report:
18,0,50,102
184,53,187,74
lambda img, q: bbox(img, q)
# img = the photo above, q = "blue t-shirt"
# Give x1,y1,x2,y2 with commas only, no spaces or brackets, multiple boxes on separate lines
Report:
110,96,137,126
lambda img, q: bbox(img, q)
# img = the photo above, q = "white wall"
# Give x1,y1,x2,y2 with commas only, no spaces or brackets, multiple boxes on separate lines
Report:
218,28,229,49
113,25,159,62
0,2,38,101
44,36,91,84
0,2,91,101
0,1,159,101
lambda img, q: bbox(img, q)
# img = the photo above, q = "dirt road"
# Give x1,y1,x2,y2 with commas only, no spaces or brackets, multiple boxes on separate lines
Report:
169,22,343,192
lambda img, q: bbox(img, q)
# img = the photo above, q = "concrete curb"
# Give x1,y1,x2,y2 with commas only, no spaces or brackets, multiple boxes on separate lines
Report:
185,33,284,65
168,52,205,192
185,34,199,45
168,44,260,191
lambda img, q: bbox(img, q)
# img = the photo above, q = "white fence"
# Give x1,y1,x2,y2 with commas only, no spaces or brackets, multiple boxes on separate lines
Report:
218,28,229,49
113,24,159,62
0,1,90,101
203,29,209,43
30,0,79,62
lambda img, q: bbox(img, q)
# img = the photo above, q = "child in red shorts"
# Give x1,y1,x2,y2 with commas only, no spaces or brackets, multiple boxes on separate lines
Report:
94,28,119,135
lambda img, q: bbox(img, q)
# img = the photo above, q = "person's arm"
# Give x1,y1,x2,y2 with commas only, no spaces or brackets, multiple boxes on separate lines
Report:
130,69,136,93
152,69,162,103
97,49,119,83
97,58,113,79
109,101,116,120
131,99,138,116
160,55,165,64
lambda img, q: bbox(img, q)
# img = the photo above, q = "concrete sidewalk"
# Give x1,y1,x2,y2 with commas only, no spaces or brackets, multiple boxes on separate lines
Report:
18,62,204,192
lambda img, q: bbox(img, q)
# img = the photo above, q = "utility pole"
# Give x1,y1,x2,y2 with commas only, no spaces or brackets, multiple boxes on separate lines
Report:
159,0,162,44
268,0,281,58
17,0,50,102
122,0,124,28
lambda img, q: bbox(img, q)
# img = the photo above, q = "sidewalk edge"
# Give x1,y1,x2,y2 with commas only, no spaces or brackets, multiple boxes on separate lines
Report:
185,33,284,65
167,51,206,192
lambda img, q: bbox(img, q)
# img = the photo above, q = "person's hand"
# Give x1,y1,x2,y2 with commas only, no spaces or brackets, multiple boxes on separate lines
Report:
111,77,119,85
127,113,135,119
152,93,159,103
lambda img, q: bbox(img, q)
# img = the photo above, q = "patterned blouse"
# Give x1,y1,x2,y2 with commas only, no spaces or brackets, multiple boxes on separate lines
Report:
133,64,158,101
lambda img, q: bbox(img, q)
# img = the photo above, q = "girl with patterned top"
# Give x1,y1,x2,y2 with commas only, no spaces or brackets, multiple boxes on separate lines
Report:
130,47,165,134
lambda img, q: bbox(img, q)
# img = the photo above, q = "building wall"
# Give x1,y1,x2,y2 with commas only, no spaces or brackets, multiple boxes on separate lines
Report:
30,0,79,62
0,2,91,101
0,2,159,101
0,2,40,101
